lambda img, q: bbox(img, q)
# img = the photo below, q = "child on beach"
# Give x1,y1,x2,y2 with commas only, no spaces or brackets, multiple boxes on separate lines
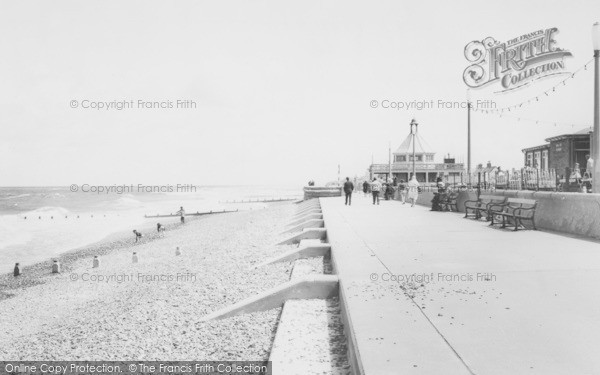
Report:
157,223,165,236
133,230,143,242
177,206,186,224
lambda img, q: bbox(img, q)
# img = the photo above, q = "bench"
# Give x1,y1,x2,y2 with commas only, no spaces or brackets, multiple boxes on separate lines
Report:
464,195,507,220
488,198,537,231
441,191,459,212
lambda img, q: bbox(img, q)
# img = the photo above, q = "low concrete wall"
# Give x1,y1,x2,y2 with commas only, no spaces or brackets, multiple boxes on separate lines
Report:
303,187,342,200
410,190,600,239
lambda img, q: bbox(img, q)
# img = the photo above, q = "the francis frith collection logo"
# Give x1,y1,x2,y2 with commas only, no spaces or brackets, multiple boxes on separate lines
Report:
463,28,573,92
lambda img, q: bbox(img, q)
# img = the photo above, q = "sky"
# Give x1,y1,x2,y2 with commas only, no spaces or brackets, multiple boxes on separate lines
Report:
1,0,599,186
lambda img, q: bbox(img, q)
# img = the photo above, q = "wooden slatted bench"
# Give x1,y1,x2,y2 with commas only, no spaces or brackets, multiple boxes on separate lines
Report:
488,198,537,231
464,195,507,220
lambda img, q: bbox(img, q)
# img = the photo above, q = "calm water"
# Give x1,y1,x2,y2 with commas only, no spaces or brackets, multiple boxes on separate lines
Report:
0,186,300,270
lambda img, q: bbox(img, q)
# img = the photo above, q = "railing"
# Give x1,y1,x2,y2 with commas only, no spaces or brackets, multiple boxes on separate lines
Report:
368,162,594,192
469,168,557,191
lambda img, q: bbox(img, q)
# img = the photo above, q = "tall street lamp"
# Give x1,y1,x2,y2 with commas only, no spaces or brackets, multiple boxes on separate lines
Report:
593,22,600,188
467,89,472,187
410,118,418,179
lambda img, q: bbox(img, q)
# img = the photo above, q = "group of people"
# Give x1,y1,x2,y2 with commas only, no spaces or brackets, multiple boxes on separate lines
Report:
132,206,186,242
395,176,420,207
343,176,420,207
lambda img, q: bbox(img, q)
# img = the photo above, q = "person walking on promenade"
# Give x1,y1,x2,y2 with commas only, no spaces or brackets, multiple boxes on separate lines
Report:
343,177,354,205
397,179,406,204
407,175,419,207
362,180,369,197
370,177,382,205
177,206,186,224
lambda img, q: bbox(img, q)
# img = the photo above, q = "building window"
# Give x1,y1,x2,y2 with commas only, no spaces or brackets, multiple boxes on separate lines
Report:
534,151,541,169
526,153,533,167
410,155,423,162
396,155,406,162
426,155,434,161
541,150,548,170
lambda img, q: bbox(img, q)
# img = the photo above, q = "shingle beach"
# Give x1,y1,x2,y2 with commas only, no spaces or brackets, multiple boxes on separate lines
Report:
0,203,295,360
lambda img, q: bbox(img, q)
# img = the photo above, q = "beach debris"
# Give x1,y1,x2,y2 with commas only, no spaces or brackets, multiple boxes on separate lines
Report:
13,263,21,277
93,256,100,268
52,260,61,274
132,252,139,263
175,247,182,256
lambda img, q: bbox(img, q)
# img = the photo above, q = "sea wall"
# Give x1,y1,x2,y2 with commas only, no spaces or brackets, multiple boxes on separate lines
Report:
410,190,600,240
303,187,342,200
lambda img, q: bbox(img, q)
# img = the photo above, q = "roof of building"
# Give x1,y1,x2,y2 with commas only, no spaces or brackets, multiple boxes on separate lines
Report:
545,127,592,142
522,127,592,152
394,131,434,155
522,144,551,153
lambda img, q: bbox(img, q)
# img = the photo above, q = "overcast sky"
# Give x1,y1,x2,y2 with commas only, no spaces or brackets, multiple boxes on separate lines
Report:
1,0,599,186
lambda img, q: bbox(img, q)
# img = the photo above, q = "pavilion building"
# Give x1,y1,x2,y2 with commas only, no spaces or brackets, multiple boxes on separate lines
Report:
368,126,465,184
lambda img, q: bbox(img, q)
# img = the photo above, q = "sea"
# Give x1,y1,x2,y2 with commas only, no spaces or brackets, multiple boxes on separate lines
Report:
0,186,301,272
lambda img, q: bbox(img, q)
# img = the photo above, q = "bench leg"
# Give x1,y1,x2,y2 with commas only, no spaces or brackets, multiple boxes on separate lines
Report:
501,215,506,228
514,217,520,231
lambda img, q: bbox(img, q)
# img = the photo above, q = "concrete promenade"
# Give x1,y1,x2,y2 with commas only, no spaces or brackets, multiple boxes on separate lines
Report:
321,194,600,375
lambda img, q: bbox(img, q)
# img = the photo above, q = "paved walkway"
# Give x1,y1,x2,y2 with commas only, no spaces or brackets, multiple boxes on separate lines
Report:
321,194,600,375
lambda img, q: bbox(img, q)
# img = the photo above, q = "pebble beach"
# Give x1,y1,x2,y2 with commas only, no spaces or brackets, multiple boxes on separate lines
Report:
0,203,298,360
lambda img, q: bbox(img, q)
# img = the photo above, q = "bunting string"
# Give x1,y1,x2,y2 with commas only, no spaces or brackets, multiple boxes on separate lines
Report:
472,57,594,114
484,111,591,129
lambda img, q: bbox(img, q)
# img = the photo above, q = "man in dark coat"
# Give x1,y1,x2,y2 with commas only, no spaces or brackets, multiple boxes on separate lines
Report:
343,177,354,205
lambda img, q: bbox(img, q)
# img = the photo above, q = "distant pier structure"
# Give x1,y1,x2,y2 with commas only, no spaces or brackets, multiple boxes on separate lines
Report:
369,127,465,184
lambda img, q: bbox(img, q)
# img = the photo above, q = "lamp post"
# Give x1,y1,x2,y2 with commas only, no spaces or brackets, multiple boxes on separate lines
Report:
593,22,600,188
410,118,418,179
467,89,472,187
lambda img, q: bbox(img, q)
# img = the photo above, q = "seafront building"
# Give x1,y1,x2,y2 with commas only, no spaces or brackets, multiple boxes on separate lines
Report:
368,129,465,185
522,127,593,175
